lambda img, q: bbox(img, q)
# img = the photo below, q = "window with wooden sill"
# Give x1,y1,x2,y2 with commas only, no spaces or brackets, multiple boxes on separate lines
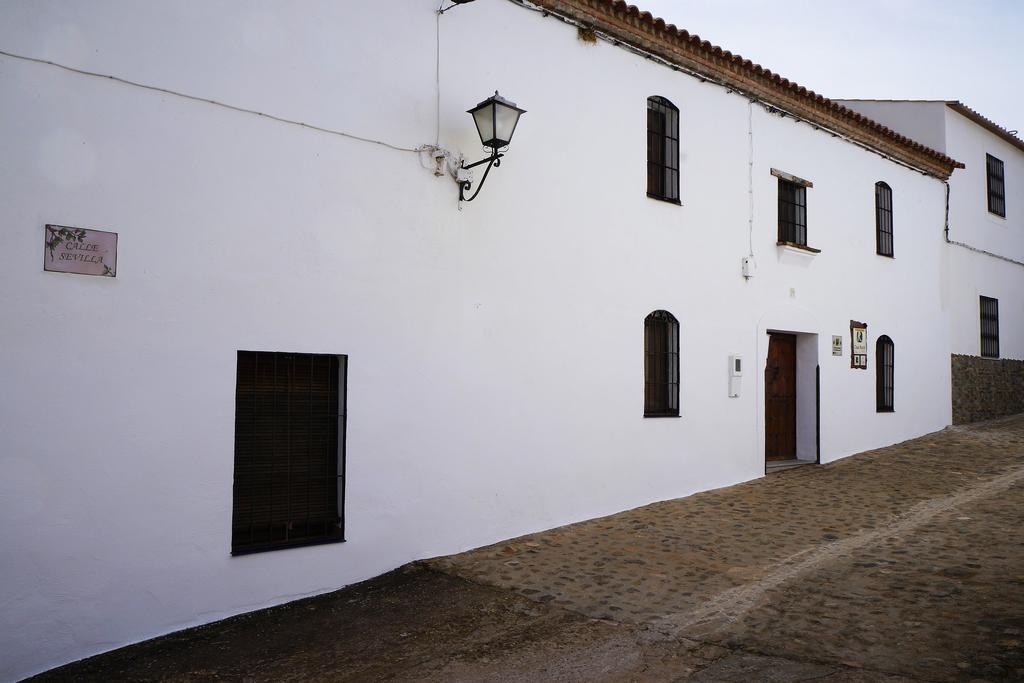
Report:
774,169,816,252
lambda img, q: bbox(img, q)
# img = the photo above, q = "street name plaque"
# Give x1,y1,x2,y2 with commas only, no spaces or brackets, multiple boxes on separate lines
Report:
43,225,117,277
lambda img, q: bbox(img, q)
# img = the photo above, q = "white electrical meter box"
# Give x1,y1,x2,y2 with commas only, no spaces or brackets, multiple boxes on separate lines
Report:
728,354,742,397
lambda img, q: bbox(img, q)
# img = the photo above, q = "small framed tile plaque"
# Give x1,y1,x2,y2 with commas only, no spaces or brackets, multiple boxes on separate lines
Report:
44,225,117,277
850,320,868,369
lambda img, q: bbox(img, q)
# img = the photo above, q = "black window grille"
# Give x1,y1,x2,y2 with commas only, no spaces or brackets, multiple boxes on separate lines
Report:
875,335,894,412
647,96,680,203
644,310,679,417
875,182,893,257
778,178,807,245
987,154,1005,217
980,296,1000,358
232,351,347,555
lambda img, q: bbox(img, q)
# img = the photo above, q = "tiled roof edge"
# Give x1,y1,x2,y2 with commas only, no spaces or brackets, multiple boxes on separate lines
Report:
946,102,1024,154
527,0,964,178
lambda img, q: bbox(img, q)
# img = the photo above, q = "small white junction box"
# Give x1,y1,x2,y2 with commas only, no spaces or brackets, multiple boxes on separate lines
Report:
741,256,755,279
729,354,742,397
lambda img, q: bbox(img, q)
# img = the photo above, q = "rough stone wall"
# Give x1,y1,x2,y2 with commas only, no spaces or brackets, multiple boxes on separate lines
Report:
951,354,1024,424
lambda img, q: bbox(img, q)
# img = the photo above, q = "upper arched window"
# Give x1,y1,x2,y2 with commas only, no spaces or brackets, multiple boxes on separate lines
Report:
644,310,679,417
875,182,893,257
647,97,680,204
876,335,894,412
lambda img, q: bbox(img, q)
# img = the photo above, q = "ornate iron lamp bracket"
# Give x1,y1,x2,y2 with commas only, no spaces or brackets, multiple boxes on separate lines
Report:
459,152,504,202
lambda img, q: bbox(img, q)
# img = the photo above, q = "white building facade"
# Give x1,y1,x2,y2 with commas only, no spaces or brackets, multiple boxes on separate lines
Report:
839,99,1024,421
0,1,972,678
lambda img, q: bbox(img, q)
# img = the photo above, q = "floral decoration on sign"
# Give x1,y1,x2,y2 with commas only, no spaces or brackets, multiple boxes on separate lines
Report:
45,226,87,261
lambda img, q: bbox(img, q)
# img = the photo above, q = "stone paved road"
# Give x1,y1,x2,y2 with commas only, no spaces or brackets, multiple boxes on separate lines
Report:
429,416,1024,681
36,416,1024,681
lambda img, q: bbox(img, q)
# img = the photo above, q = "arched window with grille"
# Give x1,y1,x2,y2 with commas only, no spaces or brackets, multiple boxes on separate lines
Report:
876,335,894,412
647,96,680,203
644,310,679,417
875,182,893,257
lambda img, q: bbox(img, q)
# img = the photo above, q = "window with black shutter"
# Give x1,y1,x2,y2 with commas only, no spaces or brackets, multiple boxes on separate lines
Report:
778,178,807,246
875,182,893,257
644,310,679,417
875,335,894,412
647,96,680,203
987,154,1005,217
980,296,1000,358
232,351,347,555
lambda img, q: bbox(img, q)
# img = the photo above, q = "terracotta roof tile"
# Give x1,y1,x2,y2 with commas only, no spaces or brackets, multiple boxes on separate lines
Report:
531,0,964,177
946,101,1024,153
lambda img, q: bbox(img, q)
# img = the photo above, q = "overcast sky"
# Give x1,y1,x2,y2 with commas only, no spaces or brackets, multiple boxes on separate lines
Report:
635,0,1023,133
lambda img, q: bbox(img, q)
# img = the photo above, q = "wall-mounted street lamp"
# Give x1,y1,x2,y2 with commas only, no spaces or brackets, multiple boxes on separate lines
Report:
459,91,526,202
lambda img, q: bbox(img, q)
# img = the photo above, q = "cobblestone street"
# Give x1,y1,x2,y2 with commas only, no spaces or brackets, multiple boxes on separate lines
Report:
38,415,1024,681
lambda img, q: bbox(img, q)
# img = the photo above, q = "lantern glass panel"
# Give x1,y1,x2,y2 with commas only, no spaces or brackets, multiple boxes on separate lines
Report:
493,103,521,147
472,105,495,147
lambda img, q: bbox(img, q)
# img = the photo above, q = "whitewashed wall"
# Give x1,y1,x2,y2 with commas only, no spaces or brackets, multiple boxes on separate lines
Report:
745,106,950,462
945,108,1024,262
839,100,1024,360
835,100,949,154
946,249,1024,360
0,1,953,678
944,108,1024,359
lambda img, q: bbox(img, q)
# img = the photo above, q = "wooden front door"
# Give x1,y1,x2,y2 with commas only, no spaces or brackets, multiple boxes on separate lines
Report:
765,333,797,462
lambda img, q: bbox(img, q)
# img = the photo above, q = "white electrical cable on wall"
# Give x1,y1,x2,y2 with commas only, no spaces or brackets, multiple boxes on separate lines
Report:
747,98,755,261
436,1,444,146
0,48,425,154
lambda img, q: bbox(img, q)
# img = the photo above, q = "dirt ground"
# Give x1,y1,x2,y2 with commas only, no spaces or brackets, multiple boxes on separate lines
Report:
32,415,1024,682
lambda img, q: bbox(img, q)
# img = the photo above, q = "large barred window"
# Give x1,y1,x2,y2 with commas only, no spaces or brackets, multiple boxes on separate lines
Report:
644,310,679,417
647,96,680,203
980,296,1000,358
987,154,1005,217
875,182,893,257
232,351,347,555
875,336,894,412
